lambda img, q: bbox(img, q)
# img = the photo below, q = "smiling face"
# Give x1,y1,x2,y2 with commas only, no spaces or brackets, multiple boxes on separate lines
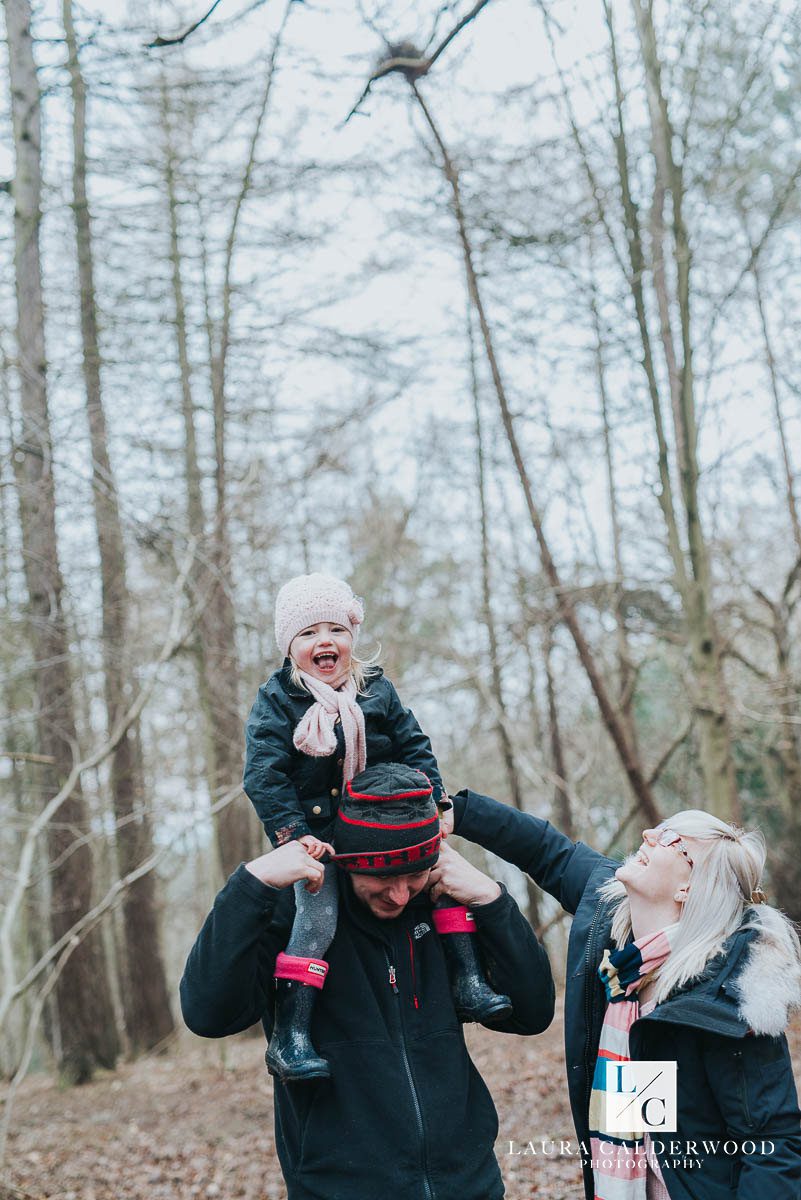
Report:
350,869,432,919
289,621,353,687
615,826,697,907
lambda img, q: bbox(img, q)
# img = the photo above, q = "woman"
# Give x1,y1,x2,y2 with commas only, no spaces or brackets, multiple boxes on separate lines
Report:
443,788,801,1199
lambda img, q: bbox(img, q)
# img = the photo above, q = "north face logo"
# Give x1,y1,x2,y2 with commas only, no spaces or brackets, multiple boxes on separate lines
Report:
413,923,431,940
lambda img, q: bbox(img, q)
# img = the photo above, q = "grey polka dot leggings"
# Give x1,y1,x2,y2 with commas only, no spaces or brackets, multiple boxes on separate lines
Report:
287,863,339,958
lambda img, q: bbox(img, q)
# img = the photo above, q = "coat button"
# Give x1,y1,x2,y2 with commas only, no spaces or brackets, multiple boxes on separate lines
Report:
337,758,344,767
312,805,322,816
331,788,339,798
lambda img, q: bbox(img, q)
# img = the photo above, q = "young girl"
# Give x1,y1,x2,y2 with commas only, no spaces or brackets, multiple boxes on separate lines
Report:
244,572,510,1082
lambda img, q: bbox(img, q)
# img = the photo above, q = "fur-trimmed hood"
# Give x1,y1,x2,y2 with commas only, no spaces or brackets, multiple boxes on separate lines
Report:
624,902,801,1041
729,904,801,1036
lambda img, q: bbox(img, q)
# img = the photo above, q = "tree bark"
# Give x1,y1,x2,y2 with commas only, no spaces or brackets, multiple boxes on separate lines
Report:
469,314,540,922
62,0,174,1054
543,626,574,840
4,0,118,1082
589,253,638,751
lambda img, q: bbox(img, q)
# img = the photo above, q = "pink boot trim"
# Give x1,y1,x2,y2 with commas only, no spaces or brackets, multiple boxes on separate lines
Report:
432,906,476,934
274,952,329,989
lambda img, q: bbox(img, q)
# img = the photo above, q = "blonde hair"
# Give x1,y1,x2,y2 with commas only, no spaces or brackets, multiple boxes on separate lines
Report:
598,809,801,1004
288,649,381,696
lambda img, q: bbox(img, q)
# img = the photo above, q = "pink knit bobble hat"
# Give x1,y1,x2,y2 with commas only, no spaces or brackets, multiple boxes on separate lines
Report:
274,573,365,659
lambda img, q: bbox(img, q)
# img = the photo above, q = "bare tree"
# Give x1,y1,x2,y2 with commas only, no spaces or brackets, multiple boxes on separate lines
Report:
62,0,174,1054
601,0,737,817
407,72,661,824
158,5,296,875
4,0,118,1082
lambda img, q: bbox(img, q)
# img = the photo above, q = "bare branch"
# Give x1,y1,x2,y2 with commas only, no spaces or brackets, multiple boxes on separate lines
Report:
0,935,79,1164
344,0,493,122
646,718,692,787
737,703,801,727
0,750,56,764
721,644,774,683
0,545,196,1033
0,782,242,1165
705,157,801,345
147,0,227,48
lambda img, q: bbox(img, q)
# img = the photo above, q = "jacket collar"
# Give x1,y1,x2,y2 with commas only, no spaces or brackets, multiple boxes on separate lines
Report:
278,659,309,698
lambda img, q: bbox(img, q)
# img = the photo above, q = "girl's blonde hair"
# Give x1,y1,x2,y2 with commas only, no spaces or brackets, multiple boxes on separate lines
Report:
288,648,381,696
598,809,801,1003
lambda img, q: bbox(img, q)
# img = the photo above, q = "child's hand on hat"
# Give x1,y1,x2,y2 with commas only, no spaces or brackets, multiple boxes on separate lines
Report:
245,841,329,893
298,834,335,860
428,841,501,907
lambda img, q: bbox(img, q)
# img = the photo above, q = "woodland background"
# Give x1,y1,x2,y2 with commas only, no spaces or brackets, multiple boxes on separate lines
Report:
1,0,800,1194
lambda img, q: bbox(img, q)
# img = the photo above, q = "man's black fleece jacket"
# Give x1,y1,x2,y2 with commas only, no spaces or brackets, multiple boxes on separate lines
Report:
180,864,554,1200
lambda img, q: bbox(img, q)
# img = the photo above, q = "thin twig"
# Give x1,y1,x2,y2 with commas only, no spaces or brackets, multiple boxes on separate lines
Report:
147,0,227,48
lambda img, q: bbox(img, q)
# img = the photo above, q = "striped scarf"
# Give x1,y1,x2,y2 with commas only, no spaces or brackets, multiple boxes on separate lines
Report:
589,924,678,1200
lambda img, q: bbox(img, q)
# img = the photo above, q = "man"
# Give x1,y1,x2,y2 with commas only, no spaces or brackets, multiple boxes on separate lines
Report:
180,764,554,1200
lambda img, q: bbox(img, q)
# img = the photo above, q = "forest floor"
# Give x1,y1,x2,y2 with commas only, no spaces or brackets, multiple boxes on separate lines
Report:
3,999,801,1200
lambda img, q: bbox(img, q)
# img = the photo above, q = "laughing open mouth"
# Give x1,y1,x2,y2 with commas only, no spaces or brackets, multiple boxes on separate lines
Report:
313,652,339,670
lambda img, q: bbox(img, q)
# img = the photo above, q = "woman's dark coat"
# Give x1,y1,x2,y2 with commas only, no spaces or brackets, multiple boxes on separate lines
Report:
244,664,443,847
453,788,801,1200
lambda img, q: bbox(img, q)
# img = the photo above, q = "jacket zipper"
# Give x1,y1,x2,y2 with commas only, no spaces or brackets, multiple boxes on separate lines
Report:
385,950,435,1200
407,932,420,1009
583,900,605,1109
733,1048,753,1127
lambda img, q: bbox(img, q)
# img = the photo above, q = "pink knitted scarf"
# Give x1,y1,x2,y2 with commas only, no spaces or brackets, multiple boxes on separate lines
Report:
292,672,367,786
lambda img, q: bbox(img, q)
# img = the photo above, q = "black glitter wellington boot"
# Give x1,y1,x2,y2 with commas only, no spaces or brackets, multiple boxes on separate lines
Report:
440,931,513,1024
265,979,331,1083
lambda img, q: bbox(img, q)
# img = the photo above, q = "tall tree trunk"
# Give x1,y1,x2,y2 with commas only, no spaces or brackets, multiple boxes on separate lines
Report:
161,90,254,879
4,0,118,1082
630,0,737,818
543,626,574,840
602,0,737,818
589,254,639,751
62,0,174,1054
751,264,801,558
468,314,540,922
198,7,294,875
410,81,660,826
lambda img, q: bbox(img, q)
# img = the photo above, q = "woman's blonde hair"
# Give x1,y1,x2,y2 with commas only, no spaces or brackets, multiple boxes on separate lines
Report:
598,809,801,1003
288,648,381,696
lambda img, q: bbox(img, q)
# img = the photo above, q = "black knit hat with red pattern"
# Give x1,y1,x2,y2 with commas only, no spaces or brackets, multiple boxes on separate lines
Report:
331,762,441,876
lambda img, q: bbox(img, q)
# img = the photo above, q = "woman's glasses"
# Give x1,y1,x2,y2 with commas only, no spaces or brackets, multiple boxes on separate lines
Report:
643,827,694,869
